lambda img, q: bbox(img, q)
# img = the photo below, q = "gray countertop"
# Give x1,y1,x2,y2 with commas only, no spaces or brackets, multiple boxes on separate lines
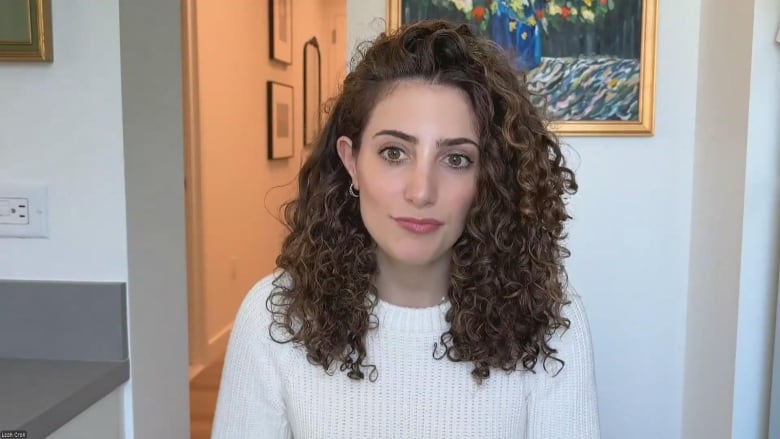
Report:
0,358,129,439
0,281,129,438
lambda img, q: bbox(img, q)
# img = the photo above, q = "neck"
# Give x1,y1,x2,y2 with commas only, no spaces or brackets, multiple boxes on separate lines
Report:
373,250,451,308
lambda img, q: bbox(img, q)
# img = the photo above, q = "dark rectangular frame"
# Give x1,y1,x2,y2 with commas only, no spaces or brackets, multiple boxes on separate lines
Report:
269,0,292,64
267,81,295,160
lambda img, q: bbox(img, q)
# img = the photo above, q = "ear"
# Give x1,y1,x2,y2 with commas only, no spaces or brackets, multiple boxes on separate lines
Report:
336,135,358,189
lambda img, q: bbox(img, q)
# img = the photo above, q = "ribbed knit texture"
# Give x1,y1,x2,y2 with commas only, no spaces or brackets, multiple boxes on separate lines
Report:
211,271,600,438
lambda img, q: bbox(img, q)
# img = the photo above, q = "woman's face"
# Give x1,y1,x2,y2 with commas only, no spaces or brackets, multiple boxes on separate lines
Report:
337,81,480,268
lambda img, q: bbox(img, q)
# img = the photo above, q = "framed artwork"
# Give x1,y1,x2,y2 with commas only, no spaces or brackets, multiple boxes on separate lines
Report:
0,0,53,61
270,0,293,64
387,0,658,136
267,81,295,160
303,37,322,146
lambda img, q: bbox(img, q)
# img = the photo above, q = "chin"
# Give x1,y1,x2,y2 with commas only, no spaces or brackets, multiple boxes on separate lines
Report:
385,245,443,267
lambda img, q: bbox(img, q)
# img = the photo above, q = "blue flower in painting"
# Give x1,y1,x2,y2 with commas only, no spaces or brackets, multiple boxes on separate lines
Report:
490,0,543,71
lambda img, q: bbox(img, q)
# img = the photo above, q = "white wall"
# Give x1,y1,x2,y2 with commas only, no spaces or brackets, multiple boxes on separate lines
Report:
564,1,703,436
346,0,386,69
47,388,125,439
0,0,128,281
347,1,778,438
731,0,780,436
683,1,780,437
118,0,190,437
682,0,754,436
771,271,780,437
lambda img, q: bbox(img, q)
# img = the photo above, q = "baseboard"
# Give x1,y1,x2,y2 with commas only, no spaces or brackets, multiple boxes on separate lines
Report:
188,363,206,381
206,322,232,364
188,320,232,381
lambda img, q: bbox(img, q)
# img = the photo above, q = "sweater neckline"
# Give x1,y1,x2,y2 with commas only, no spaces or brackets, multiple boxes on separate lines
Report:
371,295,451,333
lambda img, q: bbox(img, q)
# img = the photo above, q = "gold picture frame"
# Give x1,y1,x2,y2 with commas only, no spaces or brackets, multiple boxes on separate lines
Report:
0,0,53,62
386,0,657,137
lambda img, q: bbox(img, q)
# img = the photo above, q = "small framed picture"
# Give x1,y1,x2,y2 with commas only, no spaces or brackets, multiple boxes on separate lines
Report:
267,81,294,160
270,0,293,64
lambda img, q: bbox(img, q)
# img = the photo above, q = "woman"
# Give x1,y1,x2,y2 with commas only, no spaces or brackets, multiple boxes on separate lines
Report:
212,20,600,438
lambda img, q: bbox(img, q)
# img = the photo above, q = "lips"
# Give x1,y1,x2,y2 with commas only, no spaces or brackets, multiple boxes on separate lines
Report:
393,217,443,234
394,217,443,225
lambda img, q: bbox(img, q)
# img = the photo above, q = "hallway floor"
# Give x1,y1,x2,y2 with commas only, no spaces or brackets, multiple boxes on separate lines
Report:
190,357,224,439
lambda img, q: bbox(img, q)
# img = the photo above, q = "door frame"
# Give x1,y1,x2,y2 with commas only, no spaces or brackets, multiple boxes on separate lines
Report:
182,0,208,378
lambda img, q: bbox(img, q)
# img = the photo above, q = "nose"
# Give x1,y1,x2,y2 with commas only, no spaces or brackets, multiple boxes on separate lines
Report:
404,161,436,207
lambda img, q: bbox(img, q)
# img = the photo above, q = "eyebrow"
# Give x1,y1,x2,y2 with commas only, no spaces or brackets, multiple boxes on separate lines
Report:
373,129,479,149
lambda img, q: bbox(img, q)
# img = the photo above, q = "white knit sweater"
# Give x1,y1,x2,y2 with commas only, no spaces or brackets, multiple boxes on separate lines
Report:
211,271,600,438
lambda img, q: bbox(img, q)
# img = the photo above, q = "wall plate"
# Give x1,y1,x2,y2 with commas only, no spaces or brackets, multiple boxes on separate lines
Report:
0,182,48,238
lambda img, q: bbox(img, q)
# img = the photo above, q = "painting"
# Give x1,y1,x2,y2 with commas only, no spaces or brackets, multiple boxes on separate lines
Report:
303,37,322,146
387,0,658,136
267,81,295,160
270,0,293,64
0,0,53,61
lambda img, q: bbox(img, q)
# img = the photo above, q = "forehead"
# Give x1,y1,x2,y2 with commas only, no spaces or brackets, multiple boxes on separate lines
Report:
363,81,479,139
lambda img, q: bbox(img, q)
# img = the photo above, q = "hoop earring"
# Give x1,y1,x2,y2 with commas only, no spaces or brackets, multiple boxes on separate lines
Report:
348,182,359,198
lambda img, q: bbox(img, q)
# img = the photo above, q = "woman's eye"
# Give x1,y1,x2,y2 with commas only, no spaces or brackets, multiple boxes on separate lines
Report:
447,154,473,169
380,147,405,162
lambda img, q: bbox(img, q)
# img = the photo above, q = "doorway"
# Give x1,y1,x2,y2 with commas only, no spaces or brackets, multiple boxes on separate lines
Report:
180,0,348,436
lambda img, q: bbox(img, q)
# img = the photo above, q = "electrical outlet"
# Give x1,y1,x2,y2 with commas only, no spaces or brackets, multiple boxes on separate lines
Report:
0,182,48,238
0,198,30,225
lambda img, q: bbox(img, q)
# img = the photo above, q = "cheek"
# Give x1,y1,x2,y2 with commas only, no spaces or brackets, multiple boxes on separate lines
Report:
454,194,476,221
358,164,402,202
450,178,478,219
357,176,397,218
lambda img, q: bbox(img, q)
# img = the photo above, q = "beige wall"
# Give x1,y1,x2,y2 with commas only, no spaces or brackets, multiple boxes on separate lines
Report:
192,0,346,362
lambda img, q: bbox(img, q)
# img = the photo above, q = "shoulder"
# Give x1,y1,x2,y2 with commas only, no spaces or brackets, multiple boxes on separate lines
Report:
524,292,601,435
540,292,596,375
231,269,292,344
561,292,593,341
242,269,290,311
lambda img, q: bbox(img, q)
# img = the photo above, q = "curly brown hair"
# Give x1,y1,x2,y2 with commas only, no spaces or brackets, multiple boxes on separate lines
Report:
269,19,577,384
